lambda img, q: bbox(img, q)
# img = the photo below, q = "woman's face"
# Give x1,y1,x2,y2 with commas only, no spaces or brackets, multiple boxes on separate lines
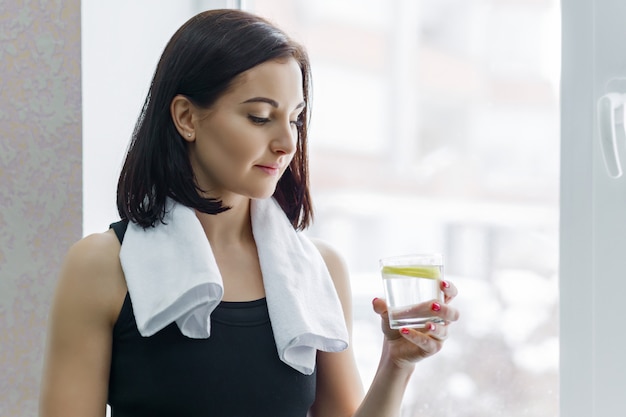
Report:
186,58,305,203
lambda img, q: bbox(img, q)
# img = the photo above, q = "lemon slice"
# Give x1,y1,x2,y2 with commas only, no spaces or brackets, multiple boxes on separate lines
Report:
381,265,441,279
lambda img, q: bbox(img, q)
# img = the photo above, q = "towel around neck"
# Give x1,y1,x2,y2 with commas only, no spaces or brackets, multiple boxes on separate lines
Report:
119,197,349,374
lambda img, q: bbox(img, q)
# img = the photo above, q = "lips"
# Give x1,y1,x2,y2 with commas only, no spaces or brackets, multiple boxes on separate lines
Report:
255,164,281,176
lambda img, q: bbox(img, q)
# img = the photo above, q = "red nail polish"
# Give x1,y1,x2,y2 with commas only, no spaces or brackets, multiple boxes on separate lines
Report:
372,297,379,303
431,302,441,311
427,323,436,331
441,280,450,289
400,328,410,335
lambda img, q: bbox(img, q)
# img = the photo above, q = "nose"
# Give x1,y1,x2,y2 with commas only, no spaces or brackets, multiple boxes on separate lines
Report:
270,120,297,155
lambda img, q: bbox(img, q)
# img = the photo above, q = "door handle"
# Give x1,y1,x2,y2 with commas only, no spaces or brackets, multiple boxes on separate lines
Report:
597,92,626,178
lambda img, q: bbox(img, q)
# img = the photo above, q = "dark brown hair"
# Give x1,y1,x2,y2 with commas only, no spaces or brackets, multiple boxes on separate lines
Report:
117,9,313,230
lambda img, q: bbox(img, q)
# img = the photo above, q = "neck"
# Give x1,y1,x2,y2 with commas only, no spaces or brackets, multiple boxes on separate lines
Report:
195,196,253,248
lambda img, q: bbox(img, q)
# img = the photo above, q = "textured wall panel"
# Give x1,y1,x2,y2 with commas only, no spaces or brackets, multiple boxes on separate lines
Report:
0,0,82,415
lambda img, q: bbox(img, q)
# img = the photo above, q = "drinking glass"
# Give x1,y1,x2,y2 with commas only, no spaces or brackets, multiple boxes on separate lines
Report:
380,253,444,329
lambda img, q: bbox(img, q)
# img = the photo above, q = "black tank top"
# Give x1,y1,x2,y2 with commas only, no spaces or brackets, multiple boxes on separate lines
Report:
107,221,317,417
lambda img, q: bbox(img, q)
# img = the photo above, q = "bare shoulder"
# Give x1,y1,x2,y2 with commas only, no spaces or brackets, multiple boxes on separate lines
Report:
309,238,348,278
56,229,127,324
41,229,126,416
309,237,353,320
62,230,123,283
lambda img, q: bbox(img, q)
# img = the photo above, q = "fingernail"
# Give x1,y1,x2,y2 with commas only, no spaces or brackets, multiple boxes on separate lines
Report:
400,328,410,335
431,302,441,311
427,323,436,331
372,297,379,304
441,280,450,289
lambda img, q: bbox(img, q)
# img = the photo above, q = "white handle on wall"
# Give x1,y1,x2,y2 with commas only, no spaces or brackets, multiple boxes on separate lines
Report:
597,92,626,179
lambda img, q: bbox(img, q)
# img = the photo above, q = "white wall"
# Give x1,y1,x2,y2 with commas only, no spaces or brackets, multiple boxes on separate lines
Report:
82,0,237,235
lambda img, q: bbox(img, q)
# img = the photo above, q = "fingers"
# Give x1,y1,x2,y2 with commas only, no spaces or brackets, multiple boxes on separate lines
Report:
373,281,459,362
372,297,459,326
372,297,388,315
399,326,443,355
431,300,460,323
423,321,448,341
372,298,397,336
374,280,459,310
392,299,460,323
440,280,458,303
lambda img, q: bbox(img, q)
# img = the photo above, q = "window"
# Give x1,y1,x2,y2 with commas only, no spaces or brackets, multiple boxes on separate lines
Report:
244,1,560,415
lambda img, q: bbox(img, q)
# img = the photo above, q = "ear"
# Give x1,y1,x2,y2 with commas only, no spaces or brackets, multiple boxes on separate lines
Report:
170,95,196,142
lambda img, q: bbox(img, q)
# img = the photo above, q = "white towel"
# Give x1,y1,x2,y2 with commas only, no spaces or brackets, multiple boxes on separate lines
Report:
119,197,349,374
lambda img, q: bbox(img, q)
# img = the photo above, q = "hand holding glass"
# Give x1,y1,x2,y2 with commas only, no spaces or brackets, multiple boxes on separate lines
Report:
380,253,444,329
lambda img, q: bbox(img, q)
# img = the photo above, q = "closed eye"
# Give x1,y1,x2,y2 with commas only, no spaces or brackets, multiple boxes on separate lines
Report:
248,115,270,125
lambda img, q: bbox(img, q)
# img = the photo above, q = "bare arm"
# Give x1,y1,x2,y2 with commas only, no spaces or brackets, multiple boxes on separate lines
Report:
308,239,364,417
39,231,126,417
308,239,459,417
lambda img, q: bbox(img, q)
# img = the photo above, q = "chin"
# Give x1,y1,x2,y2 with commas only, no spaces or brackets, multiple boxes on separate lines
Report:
247,187,278,201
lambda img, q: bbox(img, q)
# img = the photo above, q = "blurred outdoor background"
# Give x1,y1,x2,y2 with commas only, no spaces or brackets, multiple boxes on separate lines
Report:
245,1,560,416
83,1,560,416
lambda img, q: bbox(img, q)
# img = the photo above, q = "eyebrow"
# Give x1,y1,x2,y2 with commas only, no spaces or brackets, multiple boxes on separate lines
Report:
241,96,306,110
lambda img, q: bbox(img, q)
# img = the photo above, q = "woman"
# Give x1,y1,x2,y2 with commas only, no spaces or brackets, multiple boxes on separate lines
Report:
40,9,459,417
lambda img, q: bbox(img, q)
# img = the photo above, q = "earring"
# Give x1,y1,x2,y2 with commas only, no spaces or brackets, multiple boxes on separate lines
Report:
187,133,192,138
